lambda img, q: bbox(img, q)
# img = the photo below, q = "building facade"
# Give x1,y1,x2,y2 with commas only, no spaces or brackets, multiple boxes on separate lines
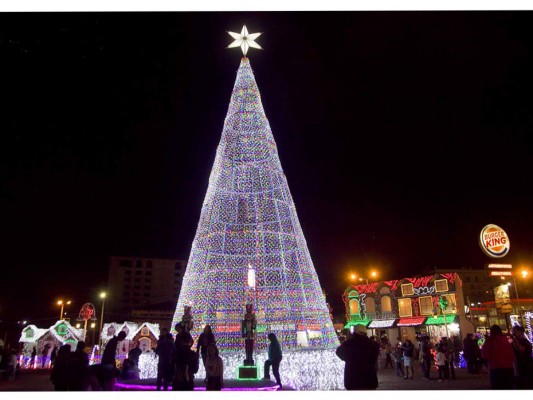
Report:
107,256,186,315
343,272,475,346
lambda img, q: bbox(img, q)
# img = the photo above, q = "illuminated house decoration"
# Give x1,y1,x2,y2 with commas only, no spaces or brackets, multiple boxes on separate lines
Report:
100,321,160,357
167,55,343,389
343,272,475,343
18,320,84,368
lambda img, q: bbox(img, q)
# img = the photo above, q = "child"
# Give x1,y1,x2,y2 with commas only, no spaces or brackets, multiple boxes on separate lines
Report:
436,346,447,381
205,343,223,391
393,344,404,377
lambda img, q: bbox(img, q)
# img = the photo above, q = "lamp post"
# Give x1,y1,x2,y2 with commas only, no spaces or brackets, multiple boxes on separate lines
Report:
57,300,71,320
90,322,96,347
98,292,106,348
350,270,378,285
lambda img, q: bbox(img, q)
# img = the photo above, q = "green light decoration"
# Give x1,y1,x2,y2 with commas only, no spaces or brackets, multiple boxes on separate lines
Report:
237,365,261,380
25,329,34,338
425,315,456,325
344,320,370,329
438,296,448,311
56,323,68,336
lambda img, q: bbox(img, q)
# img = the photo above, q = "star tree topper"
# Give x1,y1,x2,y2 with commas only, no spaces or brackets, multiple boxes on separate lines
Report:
227,25,262,56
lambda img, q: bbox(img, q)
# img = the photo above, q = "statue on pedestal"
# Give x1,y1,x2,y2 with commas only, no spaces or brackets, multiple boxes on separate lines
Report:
241,303,257,366
181,305,194,333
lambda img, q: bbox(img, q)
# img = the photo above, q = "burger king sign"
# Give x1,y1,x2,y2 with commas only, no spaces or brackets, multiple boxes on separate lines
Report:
479,224,510,258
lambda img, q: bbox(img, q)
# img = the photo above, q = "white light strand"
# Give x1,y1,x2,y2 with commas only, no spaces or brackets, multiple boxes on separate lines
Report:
139,348,345,390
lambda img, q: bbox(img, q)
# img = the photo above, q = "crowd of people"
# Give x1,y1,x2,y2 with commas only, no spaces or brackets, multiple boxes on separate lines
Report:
336,324,533,390
5,321,533,391
43,322,283,391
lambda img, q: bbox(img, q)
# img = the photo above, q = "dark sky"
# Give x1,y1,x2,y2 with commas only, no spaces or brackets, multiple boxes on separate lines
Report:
1,12,532,327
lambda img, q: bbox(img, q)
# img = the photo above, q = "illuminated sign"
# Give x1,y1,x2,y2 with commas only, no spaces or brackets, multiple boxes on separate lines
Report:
487,264,512,269
489,270,513,277
480,224,510,258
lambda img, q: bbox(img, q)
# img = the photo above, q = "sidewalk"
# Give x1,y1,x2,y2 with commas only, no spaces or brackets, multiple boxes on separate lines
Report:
376,365,491,390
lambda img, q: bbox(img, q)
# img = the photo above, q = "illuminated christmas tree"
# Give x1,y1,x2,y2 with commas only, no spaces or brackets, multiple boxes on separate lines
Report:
167,27,344,389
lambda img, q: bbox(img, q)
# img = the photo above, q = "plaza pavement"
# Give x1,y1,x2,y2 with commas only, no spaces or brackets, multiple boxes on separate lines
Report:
0,365,492,391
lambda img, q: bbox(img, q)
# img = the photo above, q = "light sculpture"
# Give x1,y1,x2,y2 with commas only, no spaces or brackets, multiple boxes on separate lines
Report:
169,31,343,389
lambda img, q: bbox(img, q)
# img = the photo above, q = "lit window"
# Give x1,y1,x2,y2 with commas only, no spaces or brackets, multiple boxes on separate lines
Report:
419,296,433,315
381,296,392,312
401,283,414,296
435,279,448,293
398,298,412,317
365,297,375,313
349,299,359,315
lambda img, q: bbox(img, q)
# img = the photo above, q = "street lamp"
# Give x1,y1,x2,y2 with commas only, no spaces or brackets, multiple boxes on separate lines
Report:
98,292,106,348
354,270,378,285
57,300,72,320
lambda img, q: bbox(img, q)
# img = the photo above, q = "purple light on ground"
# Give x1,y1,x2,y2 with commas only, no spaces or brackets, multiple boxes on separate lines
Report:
114,382,280,391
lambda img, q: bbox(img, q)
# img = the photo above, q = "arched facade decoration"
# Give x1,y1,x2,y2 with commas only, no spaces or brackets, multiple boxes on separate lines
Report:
381,296,392,312
365,297,376,313
349,299,359,315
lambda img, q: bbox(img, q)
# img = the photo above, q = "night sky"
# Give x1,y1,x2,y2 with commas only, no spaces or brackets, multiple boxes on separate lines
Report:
1,12,533,330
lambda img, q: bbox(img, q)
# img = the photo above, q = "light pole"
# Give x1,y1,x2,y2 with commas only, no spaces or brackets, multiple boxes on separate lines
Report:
57,300,71,320
350,270,378,285
98,292,106,348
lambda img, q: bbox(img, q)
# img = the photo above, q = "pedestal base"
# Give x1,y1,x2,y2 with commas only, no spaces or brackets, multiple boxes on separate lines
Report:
238,365,260,380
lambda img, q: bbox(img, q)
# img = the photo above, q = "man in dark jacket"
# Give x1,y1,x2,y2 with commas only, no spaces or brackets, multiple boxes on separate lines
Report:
155,328,175,391
101,331,127,367
463,333,478,374
69,341,89,390
173,332,198,391
264,333,283,389
336,325,380,390
127,342,142,368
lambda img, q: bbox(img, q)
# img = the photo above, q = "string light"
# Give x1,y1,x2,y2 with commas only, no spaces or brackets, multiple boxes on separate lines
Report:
138,348,344,390
524,311,533,343
171,57,338,355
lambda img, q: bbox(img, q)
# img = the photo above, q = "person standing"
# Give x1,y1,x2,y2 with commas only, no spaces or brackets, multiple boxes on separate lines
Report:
50,346,58,368
336,325,380,390
127,341,142,368
197,325,216,374
41,344,51,368
101,331,127,367
463,333,477,374
69,341,89,390
481,324,515,389
511,325,533,389
205,343,223,391
264,333,283,389
384,341,393,369
30,347,37,369
401,339,415,379
155,328,175,391
50,344,71,390
173,335,199,391
436,345,447,381
419,336,433,380
393,343,405,377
